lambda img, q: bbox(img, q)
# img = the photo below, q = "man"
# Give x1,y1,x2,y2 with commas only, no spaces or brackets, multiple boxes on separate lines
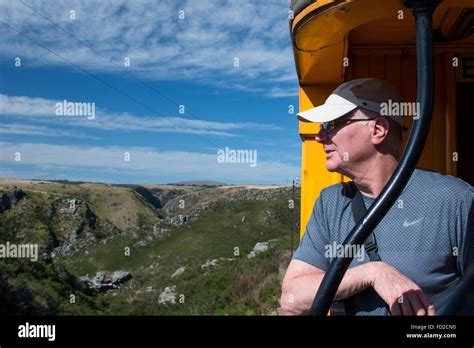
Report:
281,78,473,316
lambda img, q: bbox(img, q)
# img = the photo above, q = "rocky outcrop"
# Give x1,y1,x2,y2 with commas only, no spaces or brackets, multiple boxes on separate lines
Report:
164,214,189,227
0,189,26,213
247,242,269,258
59,199,81,214
201,258,220,270
112,270,132,284
133,236,153,248
152,224,170,237
158,285,177,304
247,239,279,259
200,257,235,271
51,201,98,257
171,266,186,278
80,271,132,293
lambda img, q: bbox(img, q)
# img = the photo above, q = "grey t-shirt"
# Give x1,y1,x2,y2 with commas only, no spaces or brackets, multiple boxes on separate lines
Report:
293,168,474,315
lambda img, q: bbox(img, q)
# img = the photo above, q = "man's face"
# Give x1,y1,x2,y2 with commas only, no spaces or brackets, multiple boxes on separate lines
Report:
315,109,374,175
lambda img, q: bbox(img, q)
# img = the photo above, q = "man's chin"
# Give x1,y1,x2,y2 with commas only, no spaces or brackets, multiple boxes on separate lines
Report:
326,163,350,178
325,161,340,173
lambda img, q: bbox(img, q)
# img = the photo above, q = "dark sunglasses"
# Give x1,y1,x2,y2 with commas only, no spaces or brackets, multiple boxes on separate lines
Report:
321,117,374,132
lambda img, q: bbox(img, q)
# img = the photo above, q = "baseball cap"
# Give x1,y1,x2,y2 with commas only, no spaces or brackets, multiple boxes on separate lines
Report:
297,78,405,127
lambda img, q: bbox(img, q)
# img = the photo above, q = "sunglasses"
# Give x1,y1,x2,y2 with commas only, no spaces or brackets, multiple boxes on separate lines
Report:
321,117,374,133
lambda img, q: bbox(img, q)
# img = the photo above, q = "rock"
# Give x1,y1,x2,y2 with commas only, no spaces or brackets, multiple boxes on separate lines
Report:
80,275,90,283
134,238,151,247
171,266,186,278
165,214,189,227
79,276,91,292
97,283,114,292
112,271,132,285
201,258,219,270
8,189,26,204
93,271,107,286
60,198,81,214
69,222,86,242
68,198,81,213
158,286,177,304
92,272,114,292
253,242,269,253
153,224,170,237
135,286,154,295
0,189,26,213
247,242,269,258
81,271,131,293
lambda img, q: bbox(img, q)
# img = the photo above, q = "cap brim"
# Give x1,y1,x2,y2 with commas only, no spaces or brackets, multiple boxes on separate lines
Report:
297,103,357,123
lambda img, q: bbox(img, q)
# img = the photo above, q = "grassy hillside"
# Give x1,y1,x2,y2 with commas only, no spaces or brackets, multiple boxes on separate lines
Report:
0,179,300,315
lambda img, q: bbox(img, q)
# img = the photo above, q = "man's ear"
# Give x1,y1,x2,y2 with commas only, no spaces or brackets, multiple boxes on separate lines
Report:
370,117,390,145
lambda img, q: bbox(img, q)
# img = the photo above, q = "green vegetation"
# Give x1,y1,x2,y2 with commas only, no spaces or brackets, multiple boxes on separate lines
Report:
0,180,300,315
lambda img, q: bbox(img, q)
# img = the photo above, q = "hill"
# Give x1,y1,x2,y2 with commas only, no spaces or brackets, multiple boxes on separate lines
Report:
0,179,300,315
168,180,227,186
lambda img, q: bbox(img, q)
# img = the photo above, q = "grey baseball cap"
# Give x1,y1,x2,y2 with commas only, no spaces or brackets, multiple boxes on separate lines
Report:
297,78,405,127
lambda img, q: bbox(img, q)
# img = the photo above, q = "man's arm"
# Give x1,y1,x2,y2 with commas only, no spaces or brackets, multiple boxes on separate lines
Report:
280,259,436,316
280,259,373,315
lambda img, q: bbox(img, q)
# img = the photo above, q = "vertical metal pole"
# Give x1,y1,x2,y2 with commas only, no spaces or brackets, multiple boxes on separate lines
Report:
291,179,295,257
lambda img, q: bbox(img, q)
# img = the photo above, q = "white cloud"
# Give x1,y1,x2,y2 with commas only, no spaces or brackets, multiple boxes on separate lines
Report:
0,123,96,138
0,0,298,97
0,94,54,116
0,141,299,184
0,94,281,137
267,87,299,98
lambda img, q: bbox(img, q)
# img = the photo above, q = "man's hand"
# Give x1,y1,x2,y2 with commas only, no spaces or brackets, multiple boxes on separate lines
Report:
370,261,436,316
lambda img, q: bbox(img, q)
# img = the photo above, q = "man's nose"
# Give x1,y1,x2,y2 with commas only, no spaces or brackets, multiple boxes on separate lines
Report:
315,125,328,143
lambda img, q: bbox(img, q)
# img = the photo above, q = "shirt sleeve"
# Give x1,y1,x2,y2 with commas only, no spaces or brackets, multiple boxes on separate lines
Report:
456,185,474,276
292,190,331,271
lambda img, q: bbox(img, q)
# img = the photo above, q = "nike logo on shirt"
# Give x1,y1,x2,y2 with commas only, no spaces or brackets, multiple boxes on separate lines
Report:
403,218,423,227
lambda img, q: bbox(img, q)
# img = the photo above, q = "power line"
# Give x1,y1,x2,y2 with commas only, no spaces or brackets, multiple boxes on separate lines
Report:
16,0,251,151
0,21,224,149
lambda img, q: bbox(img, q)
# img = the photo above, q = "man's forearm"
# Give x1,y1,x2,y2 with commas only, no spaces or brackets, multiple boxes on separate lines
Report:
333,262,375,300
282,262,375,315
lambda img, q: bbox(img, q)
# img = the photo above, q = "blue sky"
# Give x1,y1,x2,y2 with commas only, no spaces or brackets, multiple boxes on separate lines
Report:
0,0,301,185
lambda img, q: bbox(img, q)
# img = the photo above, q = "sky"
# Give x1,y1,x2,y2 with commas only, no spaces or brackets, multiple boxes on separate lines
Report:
0,0,301,185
